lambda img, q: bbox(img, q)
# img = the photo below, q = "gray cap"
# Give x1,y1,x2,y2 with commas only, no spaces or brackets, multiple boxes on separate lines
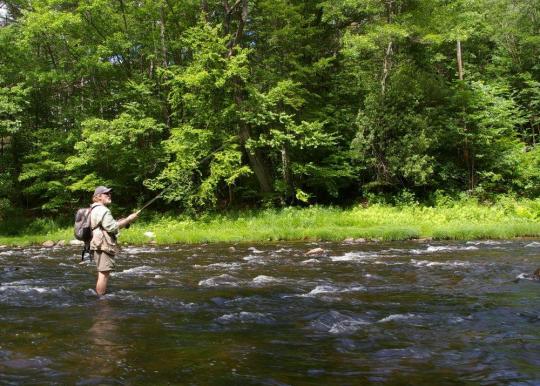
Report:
93,186,112,196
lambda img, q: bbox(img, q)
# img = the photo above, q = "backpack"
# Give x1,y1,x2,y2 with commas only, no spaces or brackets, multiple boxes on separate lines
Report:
74,206,95,242
74,206,97,260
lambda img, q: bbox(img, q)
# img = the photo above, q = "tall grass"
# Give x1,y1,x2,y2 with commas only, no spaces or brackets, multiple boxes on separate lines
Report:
103,199,540,244
1,198,540,246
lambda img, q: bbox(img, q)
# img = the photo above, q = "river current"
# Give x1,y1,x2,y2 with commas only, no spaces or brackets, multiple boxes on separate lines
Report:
0,240,539,385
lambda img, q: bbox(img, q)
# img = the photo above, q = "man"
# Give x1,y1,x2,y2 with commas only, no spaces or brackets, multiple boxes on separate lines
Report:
90,186,138,296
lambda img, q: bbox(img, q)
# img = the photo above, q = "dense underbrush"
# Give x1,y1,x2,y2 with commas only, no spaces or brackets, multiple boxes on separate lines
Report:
1,197,540,246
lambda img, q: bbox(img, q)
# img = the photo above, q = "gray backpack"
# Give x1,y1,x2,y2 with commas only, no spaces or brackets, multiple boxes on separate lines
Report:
74,206,96,260
74,206,94,242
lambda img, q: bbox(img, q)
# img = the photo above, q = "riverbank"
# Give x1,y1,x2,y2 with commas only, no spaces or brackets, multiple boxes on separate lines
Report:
2,199,540,246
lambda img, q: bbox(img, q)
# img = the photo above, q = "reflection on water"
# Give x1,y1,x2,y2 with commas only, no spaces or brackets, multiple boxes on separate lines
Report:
0,241,539,384
86,300,126,383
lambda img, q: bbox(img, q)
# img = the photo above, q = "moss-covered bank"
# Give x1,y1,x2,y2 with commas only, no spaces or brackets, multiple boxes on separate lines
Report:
2,199,540,246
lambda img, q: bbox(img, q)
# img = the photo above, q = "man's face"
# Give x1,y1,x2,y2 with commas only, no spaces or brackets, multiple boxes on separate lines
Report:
99,192,112,205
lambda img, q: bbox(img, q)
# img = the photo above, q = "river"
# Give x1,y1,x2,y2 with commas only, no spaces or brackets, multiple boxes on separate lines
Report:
0,240,539,385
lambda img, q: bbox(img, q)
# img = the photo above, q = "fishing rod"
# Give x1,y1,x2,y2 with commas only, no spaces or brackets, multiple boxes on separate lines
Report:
136,140,236,214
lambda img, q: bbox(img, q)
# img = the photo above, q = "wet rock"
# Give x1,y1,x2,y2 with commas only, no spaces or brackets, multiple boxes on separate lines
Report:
517,311,540,322
198,274,239,287
344,237,367,244
55,240,66,247
42,240,55,248
210,297,227,306
69,239,84,246
513,271,540,283
3,356,52,369
228,246,236,252
305,247,326,257
0,245,6,249
215,311,274,325
310,310,370,334
301,258,321,264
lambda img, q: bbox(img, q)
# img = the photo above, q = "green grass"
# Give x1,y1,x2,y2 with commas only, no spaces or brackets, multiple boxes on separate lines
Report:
2,199,540,246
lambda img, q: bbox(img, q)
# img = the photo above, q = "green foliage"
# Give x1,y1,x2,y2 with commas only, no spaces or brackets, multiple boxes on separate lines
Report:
66,110,165,205
436,81,525,194
351,65,435,190
2,0,540,216
3,199,540,245
515,145,540,196
17,124,77,211
149,20,253,209
0,79,27,217
0,80,26,135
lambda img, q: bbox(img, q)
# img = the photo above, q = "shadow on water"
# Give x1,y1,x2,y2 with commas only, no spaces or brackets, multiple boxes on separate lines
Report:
0,240,539,385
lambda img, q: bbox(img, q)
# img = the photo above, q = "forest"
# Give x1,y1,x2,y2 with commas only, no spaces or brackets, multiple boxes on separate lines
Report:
1,0,539,222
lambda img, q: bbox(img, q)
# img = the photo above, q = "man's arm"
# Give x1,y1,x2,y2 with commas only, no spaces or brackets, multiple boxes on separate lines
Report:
117,211,139,229
100,210,120,234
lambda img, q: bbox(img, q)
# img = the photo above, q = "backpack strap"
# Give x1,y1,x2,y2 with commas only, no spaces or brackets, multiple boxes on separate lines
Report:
90,204,106,231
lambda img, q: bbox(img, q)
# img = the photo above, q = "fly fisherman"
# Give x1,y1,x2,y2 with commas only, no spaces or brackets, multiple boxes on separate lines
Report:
90,186,138,296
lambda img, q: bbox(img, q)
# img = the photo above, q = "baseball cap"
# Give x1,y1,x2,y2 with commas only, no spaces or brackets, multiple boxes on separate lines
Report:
93,186,112,196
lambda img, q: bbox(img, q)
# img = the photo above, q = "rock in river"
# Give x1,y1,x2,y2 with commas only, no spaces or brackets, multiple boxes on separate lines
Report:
305,247,326,257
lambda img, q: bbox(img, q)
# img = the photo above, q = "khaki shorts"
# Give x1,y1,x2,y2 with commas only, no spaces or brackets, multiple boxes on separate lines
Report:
93,250,116,272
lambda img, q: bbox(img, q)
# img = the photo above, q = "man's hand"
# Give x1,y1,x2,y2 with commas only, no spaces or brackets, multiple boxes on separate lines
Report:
118,211,139,229
126,211,139,223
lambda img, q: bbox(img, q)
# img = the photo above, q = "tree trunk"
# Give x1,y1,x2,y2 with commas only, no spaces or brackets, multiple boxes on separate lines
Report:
470,147,475,191
227,0,247,57
457,40,464,80
159,4,171,129
201,0,209,21
227,0,273,194
118,0,129,33
281,146,293,201
381,41,393,95
159,5,168,68
457,39,473,190
238,120,273,194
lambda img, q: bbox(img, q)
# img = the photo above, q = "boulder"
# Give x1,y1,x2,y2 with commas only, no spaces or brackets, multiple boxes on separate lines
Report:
69,239,85,246
228,246,236,252
305,247,326,257
42,240,55,247
56,240,66,247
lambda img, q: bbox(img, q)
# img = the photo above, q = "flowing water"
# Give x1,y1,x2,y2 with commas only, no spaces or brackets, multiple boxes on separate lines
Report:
0,240,539,385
